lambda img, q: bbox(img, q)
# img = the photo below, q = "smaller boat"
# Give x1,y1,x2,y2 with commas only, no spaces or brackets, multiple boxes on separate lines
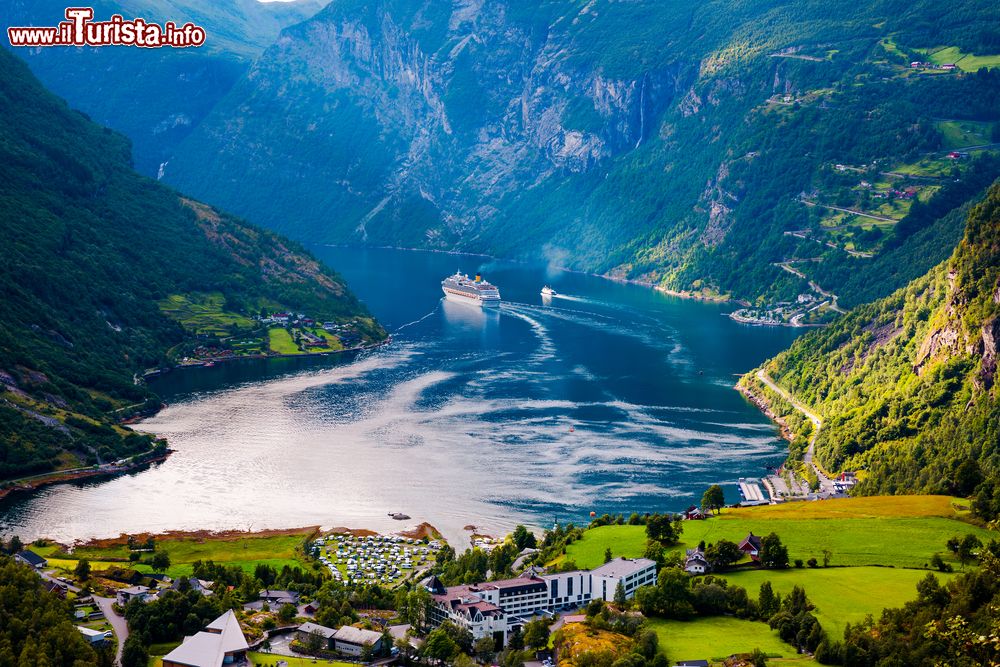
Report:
541,285,557,296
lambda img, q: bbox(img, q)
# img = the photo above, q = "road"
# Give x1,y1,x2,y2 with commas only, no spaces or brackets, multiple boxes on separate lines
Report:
797,198,897,223
94,596,128,666
756,370,838,495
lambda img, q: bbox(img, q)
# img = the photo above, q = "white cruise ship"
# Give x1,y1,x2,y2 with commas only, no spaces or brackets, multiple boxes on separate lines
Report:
441,271,501,307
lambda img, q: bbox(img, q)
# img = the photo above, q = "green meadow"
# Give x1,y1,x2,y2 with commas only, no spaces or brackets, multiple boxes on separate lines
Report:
722,566,957,640
563,496,993,570
649,616,820,667
268,327,302,354
922,46,1000,72
47,531,314,579
158,292,255,336
936,119,994,150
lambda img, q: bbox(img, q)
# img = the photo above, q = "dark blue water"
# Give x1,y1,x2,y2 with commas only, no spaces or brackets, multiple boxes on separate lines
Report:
0,248,800,544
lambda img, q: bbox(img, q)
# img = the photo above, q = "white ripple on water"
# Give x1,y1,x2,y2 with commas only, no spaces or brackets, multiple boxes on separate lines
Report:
0,291,787,545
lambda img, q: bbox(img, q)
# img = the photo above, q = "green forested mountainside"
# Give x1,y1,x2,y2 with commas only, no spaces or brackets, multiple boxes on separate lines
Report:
150,0,1000,308
0,556,104,666
0,49,383,481
2,0,324,175
747,181,1000,517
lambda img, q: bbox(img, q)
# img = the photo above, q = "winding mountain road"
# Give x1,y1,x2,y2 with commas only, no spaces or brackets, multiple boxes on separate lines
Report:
756,370,838,495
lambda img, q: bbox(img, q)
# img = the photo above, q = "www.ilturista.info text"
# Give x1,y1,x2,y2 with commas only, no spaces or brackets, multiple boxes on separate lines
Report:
8,7,206,48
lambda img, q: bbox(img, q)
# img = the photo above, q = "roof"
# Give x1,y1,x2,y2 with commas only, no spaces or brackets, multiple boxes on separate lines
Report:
739,533,763,551
163,610,248,667
120,585,149,595
590,557,656,579
16,550,46,567
298,622,337,639
76,626,106,638
673,661,710,667
259,589,299,601
333,625,383,646
387,624,412,640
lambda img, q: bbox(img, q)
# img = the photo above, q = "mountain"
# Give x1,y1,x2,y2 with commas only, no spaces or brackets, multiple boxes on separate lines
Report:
153,0,1000,308
0,48,384,482
2,0,325,175
741,179,1000,520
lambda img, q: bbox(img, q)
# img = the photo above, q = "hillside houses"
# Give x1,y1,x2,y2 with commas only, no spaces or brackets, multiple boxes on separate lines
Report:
739,533,763,562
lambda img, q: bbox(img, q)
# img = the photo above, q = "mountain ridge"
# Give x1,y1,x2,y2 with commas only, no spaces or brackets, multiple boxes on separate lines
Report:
0,47,384,483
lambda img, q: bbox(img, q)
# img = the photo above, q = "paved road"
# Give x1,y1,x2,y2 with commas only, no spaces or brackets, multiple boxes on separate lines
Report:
40,569,82,594
756,370,838,495
94,596,127,666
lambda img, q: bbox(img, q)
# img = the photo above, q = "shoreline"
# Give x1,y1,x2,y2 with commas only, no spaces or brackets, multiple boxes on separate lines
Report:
0,448,174,503
37,521,450,554
144,336,391,380
727,311,827,328
324,242,745,307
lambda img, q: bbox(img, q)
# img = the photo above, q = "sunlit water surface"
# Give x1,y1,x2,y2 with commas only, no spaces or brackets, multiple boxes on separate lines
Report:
0,248,801,545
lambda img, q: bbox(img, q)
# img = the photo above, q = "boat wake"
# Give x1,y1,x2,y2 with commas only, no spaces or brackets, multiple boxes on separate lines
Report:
395,303,440,333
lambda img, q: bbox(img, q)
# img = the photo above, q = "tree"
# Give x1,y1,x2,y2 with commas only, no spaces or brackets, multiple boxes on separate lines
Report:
645,514,682,546
361,641,375,663
822,549,832,568
635,569,694,619
422,628,459,662
6,535,22,555
278,602,297,623
958,534,982,567
747,647,768,667
121,635,149,667
523,618,551,649
75,558,91,580
701,485,726,514
604,547,613,564
474,636,496,663
704,540,743,571
150,550,171,571
511,525,537,550
614,580,627,607
759,533,789,569
758,581,780,619
306,629,324,652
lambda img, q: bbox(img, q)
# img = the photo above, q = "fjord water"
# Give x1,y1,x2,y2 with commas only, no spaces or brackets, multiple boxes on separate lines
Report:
0,248,801,545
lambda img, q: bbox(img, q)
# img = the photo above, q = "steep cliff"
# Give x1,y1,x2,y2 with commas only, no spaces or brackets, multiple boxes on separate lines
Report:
744,180,1000,505
161,0,1000,304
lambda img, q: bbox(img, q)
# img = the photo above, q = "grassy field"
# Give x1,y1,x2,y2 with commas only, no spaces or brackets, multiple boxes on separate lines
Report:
937,120,994,149
268,327,303,355
50,530,315,579
722,566,957,640
922,46,1000,72
649,617,819,666
247,653,355,667
158,292,255,336
564,497,993,570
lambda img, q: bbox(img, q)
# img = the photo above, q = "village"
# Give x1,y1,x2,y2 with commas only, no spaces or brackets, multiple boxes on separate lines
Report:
160,307,372,371
7,482,996,667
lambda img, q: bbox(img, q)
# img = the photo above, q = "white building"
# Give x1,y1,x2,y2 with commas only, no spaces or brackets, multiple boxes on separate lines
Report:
117,585,150,606
684,549,710,575
162,610,248,667
332,625,385,656
426,558,657,646
590,558,658,601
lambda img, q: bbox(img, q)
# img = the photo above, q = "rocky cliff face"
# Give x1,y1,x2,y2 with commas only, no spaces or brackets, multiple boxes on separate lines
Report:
165,0,683,247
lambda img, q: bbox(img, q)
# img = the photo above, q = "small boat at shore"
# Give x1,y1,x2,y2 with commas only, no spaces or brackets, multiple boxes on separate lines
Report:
541,285,557,296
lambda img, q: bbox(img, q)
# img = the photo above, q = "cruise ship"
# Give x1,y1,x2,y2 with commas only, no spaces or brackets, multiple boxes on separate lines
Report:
441,271,501,307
